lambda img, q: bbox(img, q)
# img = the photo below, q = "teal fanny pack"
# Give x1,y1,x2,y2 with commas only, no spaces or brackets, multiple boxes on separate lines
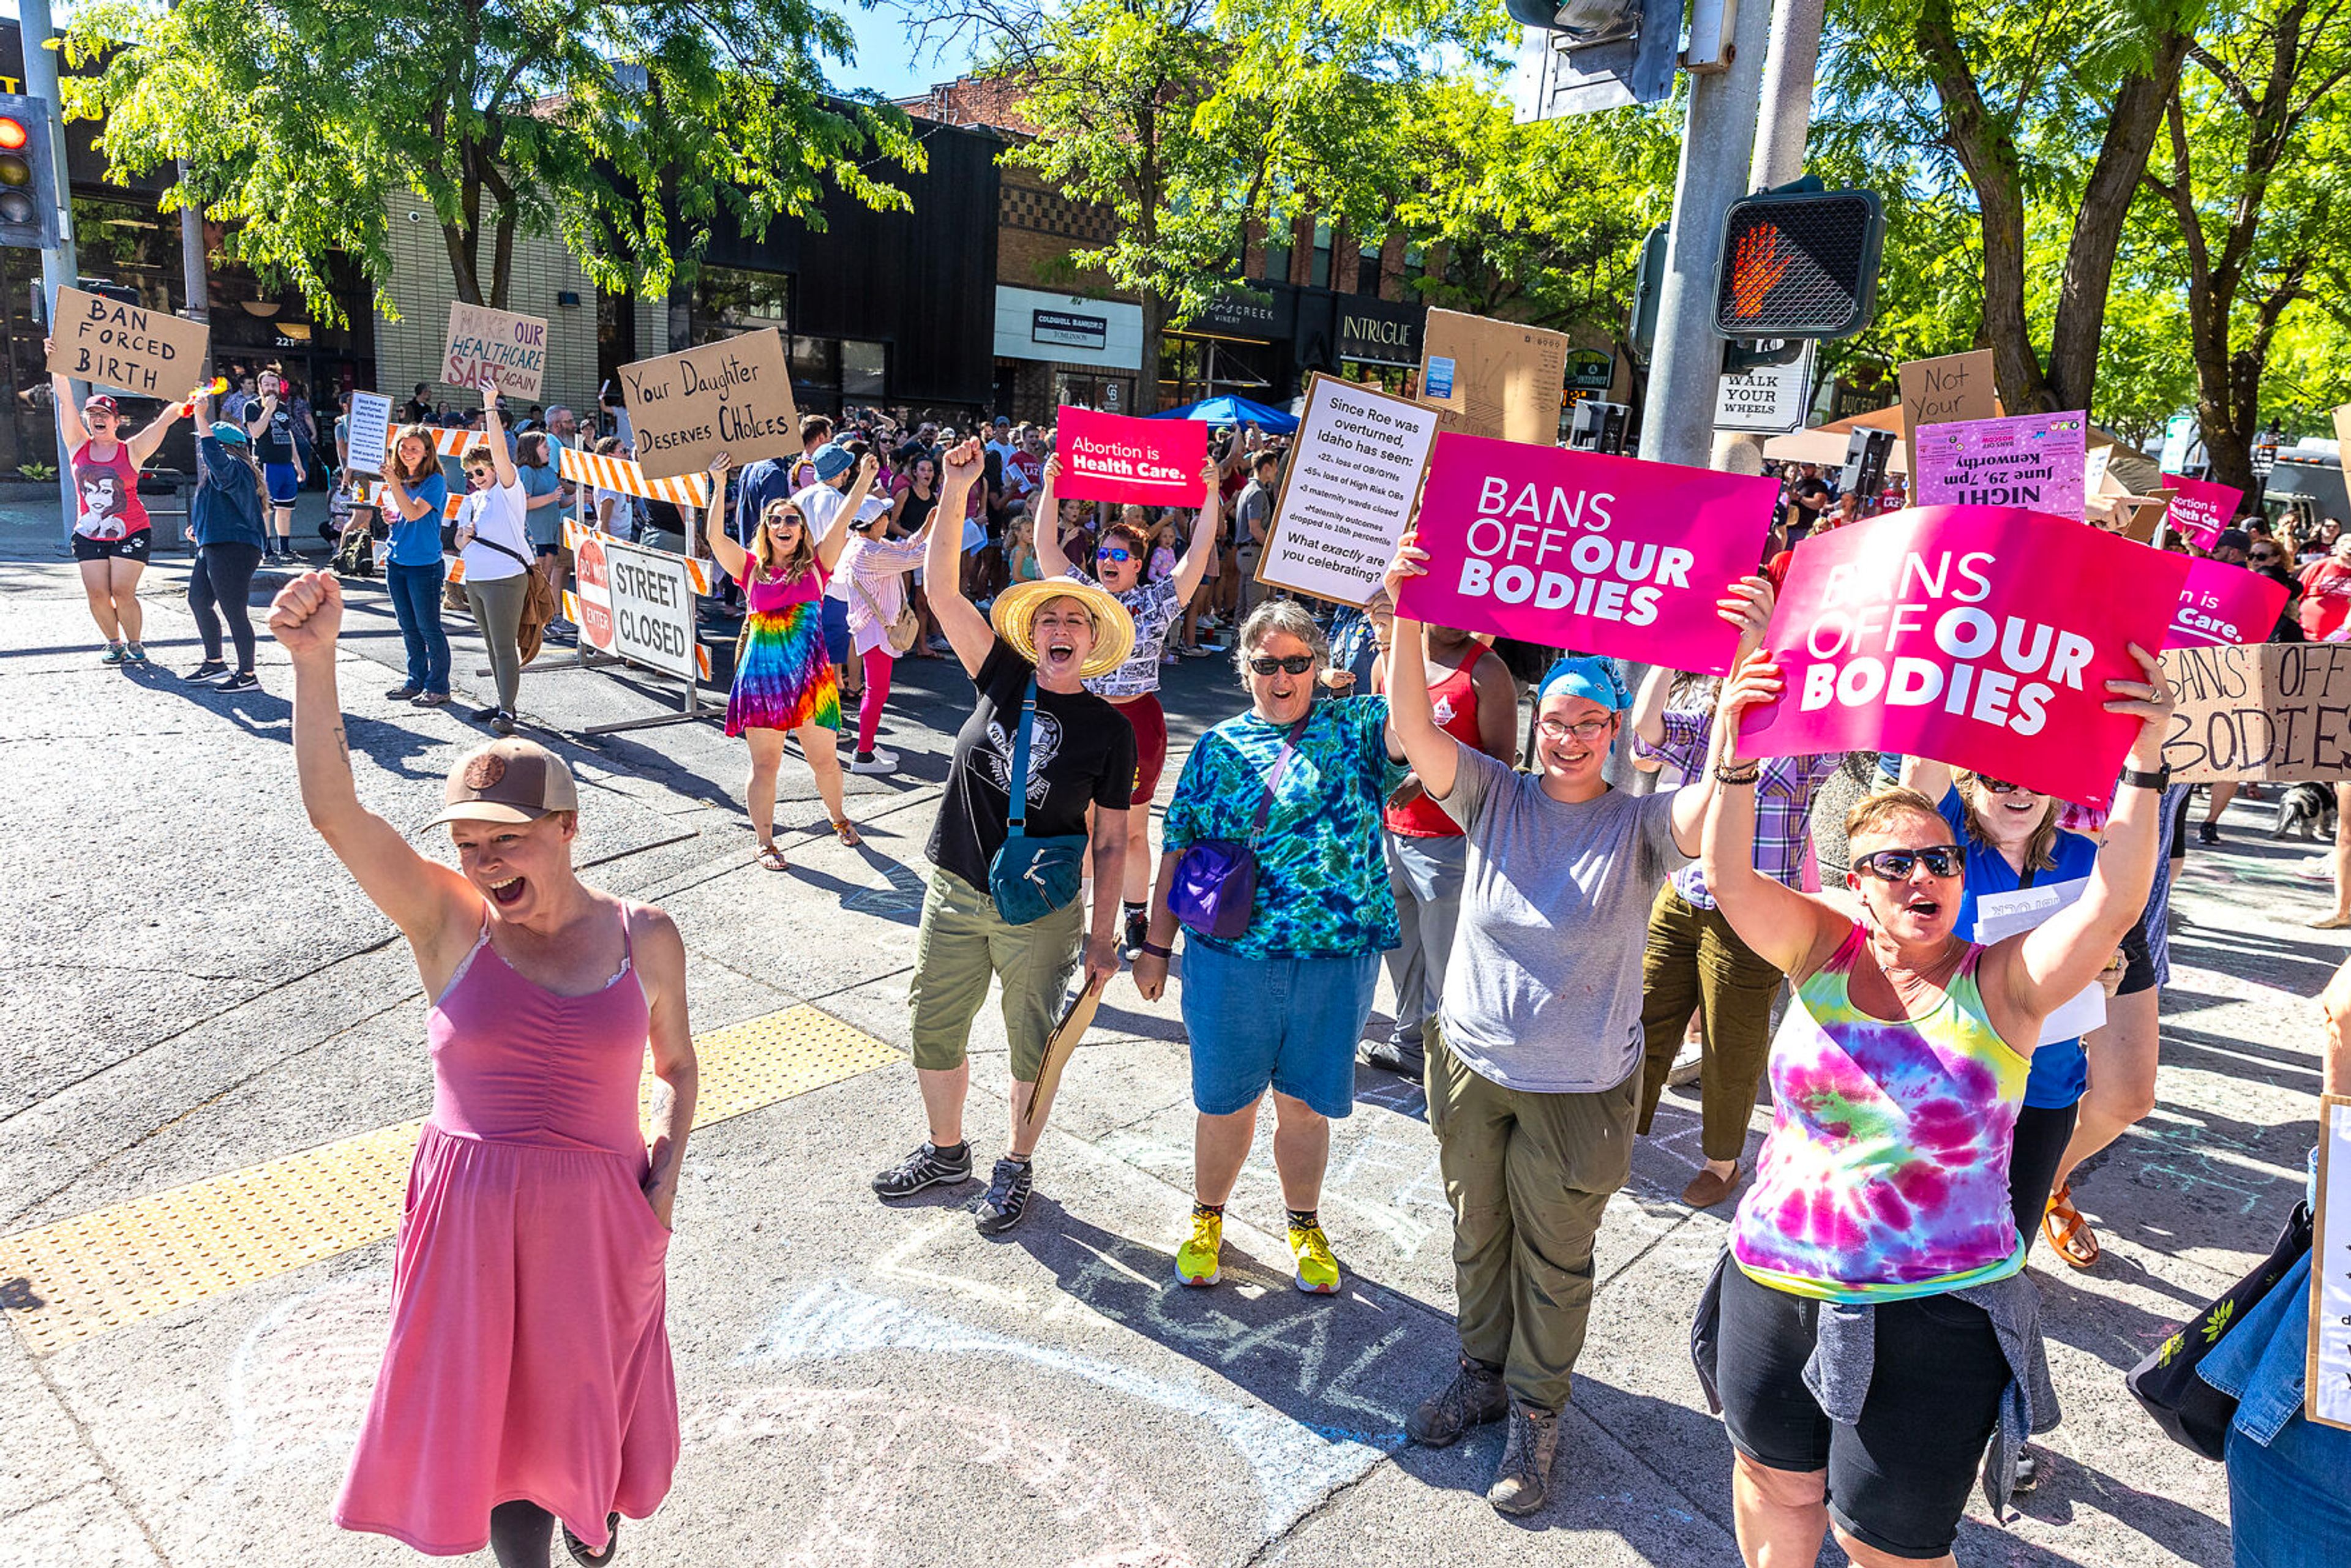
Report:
988,677,1088,925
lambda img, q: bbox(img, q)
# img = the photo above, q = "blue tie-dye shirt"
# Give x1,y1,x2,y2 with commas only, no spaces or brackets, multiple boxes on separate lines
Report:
1162,696,1404,960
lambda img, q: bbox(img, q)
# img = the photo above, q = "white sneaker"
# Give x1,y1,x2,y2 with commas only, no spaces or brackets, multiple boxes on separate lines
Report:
850,748,900,774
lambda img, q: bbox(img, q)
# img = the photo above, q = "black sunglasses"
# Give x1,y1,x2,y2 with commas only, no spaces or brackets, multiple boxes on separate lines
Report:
1854,845,1966,881
1973,777,2038,795
1248,655,1316,676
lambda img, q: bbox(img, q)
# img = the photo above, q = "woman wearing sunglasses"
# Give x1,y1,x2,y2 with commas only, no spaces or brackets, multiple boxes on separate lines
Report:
450,377,534,735
48,339,189,664
1370,537,1755,1514
1035,453,1223,957
1696,644,2172,1568
1131,599,1406,1302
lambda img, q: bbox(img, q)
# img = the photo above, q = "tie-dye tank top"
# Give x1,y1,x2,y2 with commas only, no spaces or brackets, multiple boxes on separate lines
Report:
1730,925,2031,1304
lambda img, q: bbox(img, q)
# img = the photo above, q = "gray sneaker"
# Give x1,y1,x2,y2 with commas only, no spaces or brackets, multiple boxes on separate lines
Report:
1406,1357,1509,1447
1487,1399,1561,1516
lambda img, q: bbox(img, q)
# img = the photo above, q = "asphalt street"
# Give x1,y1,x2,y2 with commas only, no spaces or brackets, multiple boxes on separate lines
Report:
0,506,2335,1567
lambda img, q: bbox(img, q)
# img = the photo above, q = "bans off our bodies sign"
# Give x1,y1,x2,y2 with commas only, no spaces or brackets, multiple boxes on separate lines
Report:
1740,506,2189,808
1393,433,1777,676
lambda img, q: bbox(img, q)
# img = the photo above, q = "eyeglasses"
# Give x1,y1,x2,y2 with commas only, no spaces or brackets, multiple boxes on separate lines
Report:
1248,655,1315,676
1097,547,1134,563
2251,550,2279,562
1535,716,1616,743
1853,846,1967,880
464,467,493,479
1972,777,2038,795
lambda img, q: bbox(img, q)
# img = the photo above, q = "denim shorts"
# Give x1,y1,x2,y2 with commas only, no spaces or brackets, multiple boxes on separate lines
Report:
1179,937,1378,1119
821,595,852,665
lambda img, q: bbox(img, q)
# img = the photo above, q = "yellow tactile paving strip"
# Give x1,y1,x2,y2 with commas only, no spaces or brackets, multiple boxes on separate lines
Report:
0,1005,900,1356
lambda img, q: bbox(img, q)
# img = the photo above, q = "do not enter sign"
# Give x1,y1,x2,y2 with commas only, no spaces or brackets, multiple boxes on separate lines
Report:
573,534,616,652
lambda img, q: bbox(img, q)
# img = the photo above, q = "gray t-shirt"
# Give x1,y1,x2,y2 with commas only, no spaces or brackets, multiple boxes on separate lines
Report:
1436,746,1692,1093
1235,479,1275,546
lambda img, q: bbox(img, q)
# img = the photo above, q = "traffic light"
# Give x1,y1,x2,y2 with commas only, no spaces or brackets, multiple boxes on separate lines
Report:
1713,181,1884,340
0,94,62,250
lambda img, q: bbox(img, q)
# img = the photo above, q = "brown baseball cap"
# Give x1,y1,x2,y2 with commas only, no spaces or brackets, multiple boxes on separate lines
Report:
429,738,580,826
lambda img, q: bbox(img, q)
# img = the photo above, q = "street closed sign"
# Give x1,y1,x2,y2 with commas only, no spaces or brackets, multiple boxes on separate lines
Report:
1714,346,1812,433
573,533,697,680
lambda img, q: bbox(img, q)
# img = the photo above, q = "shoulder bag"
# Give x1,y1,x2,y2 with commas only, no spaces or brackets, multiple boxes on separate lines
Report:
2124,1199,2312,1460
988,677,1091,925
470,531,561,666
1167,715,1310,942
850,558,921,656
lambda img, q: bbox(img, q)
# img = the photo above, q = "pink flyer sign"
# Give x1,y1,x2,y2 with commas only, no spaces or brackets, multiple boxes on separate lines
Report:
1911,410,2088,519
2161,474,2244,550
1391,433,1777,675
2165,557,2287,649
1738,506,2189,808
1054,407,1207,506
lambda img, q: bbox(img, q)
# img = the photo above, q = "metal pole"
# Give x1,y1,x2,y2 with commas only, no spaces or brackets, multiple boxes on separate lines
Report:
18,0,83,544
1635,0,1774,471
1714,0,1827,476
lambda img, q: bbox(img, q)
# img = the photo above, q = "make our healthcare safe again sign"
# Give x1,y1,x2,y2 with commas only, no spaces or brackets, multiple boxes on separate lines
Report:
2165,557,2289,650
1054,407,1209,506
1392,433,1778,675
1739,506,2191,808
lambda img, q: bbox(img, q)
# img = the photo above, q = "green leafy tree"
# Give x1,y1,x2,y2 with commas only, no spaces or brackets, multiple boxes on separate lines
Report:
61,0,923,327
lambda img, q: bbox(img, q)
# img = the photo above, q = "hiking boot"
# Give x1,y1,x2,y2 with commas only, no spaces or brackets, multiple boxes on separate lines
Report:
975,1157,1033,1235
1406,1357,1510,1447
1487,1400,1561,1516
384,683,422,700
872,1140,973,1199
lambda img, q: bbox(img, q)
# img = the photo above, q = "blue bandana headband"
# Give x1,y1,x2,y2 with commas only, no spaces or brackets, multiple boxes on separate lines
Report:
1536,655,1631,713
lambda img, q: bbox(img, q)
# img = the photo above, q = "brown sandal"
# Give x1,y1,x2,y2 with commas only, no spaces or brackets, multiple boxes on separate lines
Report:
2043,1183,2100,1268
756,844,789,872
833,817,861,848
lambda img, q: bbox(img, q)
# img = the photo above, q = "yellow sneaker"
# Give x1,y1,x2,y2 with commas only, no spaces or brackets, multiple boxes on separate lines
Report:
1176,1207,1223,1287
1289,1221,1341,1294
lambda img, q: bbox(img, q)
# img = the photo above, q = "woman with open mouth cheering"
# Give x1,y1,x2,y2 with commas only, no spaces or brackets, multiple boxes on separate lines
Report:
269,570,696,1568
873,439,1136,1237
1692,642,2172,1568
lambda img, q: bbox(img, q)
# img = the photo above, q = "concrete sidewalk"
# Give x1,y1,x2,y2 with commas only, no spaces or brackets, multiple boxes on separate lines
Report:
0,544,2328,1566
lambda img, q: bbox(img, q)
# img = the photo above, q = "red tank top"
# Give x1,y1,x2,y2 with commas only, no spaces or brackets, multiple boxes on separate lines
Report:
1387,652,1483,838
70,441,151,538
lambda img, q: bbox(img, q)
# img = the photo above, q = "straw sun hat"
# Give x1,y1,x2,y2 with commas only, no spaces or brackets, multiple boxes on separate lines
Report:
989,578,1136,679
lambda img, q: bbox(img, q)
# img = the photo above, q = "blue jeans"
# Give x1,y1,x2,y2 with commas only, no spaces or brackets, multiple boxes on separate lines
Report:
1179,937,1378,1119
385,559,450,695
2227,1414,2351,1567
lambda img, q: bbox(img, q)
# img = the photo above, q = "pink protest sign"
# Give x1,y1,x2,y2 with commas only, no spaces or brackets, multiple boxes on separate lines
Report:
1911,410,2087,519
1392,432,1777,675
2165,557,2288,649
1055,407,1208,506
2161,474,2244,550
1738,506,2190,808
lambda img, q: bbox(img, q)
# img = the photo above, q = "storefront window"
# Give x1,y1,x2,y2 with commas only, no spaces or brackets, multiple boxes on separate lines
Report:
691,265,791,343
1310,220,1332,290
841,339,887,397
1261,212,1291,285
1358,237,1383,297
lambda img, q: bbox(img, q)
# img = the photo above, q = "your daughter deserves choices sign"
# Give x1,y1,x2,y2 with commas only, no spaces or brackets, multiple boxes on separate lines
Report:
1392,433,1777,675
1739,506,2189,808
1054,407,1208,506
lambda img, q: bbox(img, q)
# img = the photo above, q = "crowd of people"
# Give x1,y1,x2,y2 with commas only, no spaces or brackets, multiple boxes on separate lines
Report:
47,352,2339,1567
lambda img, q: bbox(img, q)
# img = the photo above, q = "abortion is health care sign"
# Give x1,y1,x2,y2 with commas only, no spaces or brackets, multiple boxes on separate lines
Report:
1739,507,2190,809
1054,407,1209,506
1392,433,1778,676
2162,474,2246,550
2165,557,2289,650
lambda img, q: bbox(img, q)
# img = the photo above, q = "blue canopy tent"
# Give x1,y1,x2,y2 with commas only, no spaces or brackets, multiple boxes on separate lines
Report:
1149,394,1300,433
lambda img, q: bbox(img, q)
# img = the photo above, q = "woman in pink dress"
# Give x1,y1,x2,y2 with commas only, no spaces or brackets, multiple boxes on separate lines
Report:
268,569,697,1567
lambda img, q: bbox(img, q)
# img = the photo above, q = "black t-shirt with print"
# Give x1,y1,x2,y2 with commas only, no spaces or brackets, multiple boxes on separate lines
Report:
928,638,1137,891
252,406,299,465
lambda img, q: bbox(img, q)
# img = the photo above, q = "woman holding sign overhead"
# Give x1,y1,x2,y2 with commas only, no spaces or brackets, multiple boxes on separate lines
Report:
1693,645,2172,1568
451,377,535,736
48,339,189,666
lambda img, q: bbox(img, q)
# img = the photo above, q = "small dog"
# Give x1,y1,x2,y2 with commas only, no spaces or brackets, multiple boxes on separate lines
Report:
2273,782,2338,841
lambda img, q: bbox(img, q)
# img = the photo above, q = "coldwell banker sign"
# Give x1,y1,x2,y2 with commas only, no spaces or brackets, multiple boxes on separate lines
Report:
1033,310,1108,351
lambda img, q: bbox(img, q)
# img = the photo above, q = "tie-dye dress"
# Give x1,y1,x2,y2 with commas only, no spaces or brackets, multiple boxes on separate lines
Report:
1730,925,2031,1304
726,564,842,737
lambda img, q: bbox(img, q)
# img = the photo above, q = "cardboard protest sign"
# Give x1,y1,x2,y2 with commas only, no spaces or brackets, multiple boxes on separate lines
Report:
1897,350,1997,476
344,391,393,476
2165,558,2289,650
2311,1095,2351,1433
442,302,550,400
2333,405,2351,452
1255,374,1441,607
617,330,799,482
2162,473,2244,550
2158,642,2351,783
1392,432,1778,675
1739,506,2190,808
45,285,211,399
1054,407,1209,506
2112,492,2173,545
1416,309,1570,445
1911,410,2088,519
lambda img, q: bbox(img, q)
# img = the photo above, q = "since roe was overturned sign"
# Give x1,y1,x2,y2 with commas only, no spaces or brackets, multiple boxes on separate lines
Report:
1256,374,1439,607
618,330,800,482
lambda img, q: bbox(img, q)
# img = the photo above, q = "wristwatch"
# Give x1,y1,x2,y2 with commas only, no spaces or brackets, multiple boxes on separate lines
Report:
2119,765,2171,791
1140,940,1174,960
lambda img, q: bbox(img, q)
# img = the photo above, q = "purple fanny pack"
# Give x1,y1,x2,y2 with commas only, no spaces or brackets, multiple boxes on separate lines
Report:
1168,715,1308,942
